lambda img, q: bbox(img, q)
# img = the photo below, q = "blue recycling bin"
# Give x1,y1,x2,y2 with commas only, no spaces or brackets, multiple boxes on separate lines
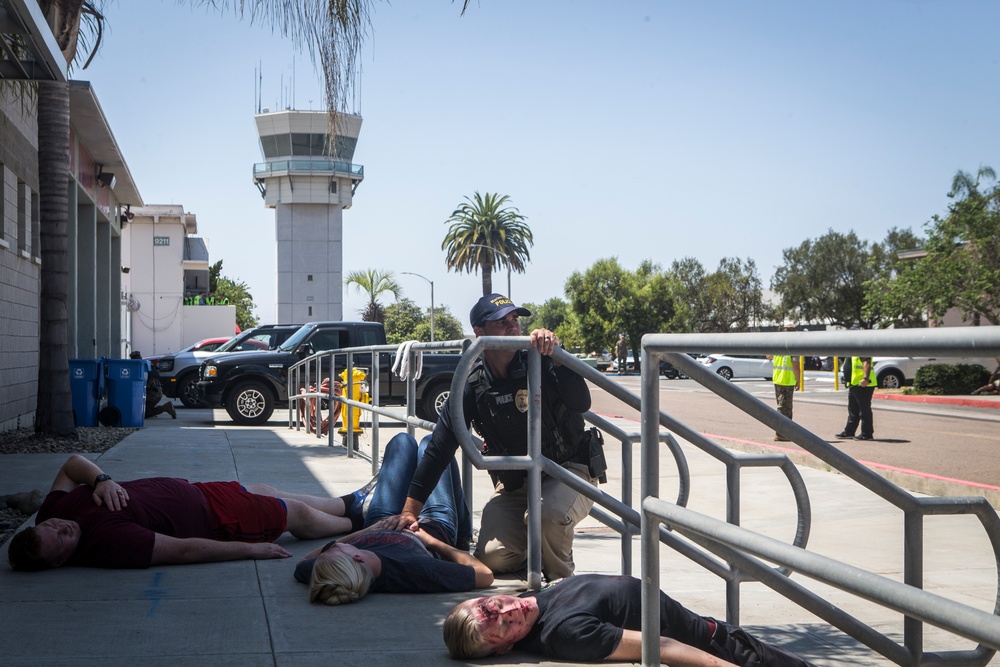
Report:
104,358,148,427
69,359,103,427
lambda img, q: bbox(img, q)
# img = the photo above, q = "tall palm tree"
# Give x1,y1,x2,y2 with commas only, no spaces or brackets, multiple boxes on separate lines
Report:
442,192,533,296
344,269,402,322
30,0,377,433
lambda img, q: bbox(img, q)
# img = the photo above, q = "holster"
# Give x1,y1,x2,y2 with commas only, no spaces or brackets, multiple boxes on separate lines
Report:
582,427,608,484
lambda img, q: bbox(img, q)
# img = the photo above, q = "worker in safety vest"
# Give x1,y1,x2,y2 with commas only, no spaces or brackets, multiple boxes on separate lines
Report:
766,324,800,442
836,341,877,441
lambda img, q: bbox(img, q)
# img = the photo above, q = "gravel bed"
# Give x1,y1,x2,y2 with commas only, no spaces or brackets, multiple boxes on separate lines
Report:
0,426,133,547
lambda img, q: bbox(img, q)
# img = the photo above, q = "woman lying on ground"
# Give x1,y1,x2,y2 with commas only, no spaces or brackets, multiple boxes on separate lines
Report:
295,433,492,605
444,574,816,667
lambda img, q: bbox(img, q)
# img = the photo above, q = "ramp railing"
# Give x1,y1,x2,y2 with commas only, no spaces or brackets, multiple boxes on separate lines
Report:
640,327,1000,667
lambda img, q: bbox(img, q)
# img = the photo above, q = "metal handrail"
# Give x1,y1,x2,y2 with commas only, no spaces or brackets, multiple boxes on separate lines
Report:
640,327,1000,667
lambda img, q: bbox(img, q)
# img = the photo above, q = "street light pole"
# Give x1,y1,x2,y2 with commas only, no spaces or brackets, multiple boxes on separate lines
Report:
401,272,434,342
469,243,511,298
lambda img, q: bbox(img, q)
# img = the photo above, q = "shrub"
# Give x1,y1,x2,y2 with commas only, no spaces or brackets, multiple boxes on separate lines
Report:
912,363,989,395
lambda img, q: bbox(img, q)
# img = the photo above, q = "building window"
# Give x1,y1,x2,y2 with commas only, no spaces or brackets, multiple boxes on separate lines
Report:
0,164,7,246
30,190,39,258
307,274,313,282
17,180,27,254
308,306,313,317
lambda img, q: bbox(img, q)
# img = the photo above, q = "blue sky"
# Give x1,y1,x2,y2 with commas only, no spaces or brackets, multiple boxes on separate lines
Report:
83,1,1000,330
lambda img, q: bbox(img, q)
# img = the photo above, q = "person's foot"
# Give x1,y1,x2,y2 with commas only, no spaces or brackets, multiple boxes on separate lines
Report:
347,473,379,521
164,402,177,419
835,431,852,438
854,434,873,441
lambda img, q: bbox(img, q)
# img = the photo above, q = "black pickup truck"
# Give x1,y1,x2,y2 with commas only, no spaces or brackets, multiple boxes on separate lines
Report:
196,321,463,425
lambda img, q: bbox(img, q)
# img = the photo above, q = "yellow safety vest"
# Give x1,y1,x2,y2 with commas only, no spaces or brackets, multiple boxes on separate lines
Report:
772,355,796,386
850,358,876,386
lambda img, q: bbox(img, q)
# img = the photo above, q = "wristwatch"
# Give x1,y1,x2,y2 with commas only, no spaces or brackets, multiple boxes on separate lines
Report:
93,473,112,487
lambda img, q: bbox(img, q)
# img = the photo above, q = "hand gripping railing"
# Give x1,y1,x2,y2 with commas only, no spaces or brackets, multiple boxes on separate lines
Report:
640,327,1000,667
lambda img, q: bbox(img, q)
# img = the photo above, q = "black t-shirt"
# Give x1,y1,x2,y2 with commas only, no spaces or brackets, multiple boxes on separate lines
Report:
293,530,476,594
515,574,711,662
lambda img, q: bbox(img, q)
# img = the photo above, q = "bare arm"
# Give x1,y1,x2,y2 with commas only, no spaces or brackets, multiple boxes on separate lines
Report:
50,454,130,511
410,526,494,588
151,533,291,565
606,629,738,666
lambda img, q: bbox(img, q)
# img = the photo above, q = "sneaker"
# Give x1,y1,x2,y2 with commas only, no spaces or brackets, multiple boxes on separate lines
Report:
835,431,852,439
854,434,873,441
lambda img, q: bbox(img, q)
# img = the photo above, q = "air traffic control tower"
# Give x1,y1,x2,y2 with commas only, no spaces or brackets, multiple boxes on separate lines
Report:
253,110,363,322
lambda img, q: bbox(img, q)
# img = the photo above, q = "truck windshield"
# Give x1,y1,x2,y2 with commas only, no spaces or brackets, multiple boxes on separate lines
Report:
278,325,313,352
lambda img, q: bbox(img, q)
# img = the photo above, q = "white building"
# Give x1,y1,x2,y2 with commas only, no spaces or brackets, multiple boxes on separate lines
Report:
253,110,364,322
122,205,236,357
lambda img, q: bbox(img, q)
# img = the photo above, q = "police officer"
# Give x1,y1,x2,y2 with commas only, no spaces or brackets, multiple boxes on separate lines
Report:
382,293,596,581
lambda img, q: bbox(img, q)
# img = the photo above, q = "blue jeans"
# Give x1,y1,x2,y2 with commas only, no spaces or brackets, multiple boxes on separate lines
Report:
363,433,473,548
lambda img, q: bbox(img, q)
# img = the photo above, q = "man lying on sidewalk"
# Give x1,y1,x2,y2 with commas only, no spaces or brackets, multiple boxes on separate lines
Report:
444,574,816,666
7,454,375,570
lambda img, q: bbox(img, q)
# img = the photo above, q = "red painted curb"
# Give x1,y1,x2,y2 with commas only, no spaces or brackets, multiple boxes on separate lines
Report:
874,393,1000,410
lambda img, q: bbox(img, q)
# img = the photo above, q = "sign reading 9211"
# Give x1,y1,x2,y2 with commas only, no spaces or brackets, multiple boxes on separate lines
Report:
153,236,170,246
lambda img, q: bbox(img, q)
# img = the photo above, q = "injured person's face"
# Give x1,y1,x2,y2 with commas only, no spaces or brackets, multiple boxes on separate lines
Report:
465,594,540,655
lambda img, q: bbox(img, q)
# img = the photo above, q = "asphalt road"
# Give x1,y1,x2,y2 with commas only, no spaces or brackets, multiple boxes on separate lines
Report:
590,371,1000,489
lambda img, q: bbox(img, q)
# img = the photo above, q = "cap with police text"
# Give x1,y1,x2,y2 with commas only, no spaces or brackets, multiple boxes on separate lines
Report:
470,293,532,328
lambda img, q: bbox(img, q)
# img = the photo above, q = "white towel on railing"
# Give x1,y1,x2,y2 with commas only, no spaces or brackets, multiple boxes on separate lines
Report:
393,340,423,380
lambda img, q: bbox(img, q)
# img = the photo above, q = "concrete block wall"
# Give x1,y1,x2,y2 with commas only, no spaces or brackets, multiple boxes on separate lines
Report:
0,91,40,432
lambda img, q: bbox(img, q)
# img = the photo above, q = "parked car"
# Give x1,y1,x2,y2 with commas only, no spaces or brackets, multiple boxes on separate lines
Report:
699,353,773,381
159,325,300,407
870,356,994,389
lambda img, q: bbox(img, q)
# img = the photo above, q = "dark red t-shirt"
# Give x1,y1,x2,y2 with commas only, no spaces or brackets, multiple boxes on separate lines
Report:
37,478,213,568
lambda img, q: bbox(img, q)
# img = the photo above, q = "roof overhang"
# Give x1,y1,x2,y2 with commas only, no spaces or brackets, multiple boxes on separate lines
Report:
69,80,143,207
0,0,66,81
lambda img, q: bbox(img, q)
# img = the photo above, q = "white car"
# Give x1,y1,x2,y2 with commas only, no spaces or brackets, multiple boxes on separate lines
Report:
699,353,773,381
871,356,994,389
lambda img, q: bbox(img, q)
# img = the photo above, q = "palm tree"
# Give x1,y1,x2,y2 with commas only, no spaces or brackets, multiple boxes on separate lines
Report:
344,269,402,322
29,0,378,433
442,192,534,296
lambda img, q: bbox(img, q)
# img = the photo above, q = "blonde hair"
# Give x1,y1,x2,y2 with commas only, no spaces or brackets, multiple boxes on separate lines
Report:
308,549,374,606
443,599,493,659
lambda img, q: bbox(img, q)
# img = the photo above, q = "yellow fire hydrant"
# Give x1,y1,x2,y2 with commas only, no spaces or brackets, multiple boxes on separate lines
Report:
338,367,371,434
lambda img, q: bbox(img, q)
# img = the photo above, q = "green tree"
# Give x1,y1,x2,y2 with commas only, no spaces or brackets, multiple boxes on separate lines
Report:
28,0,384,434
345,268,402,323
904,167,1000,325
209,260,259,331
771,230,878,328
565,258,675,364
383,298,464,344
665,257,767,333
442,192,533,296
521,298,584,351
862,227,925,328
564,258,630,355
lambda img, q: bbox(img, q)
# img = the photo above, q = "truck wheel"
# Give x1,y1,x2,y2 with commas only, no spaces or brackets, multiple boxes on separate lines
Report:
877,369,904,389
226,381,274,425
177,373,203,408
419,383,450,422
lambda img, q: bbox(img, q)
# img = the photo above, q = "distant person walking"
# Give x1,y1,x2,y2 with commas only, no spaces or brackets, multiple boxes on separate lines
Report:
615,334,628,376
836,333,876,441
766,324,799,442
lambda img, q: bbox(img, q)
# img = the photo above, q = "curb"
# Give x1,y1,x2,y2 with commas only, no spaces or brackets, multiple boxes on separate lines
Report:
874,392,1000,410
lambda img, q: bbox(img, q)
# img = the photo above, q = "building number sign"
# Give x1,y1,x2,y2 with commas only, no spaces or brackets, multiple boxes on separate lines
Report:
153,236,170,246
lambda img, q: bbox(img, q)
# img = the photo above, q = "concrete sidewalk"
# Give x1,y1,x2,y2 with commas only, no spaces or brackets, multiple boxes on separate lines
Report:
2,407,998,666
